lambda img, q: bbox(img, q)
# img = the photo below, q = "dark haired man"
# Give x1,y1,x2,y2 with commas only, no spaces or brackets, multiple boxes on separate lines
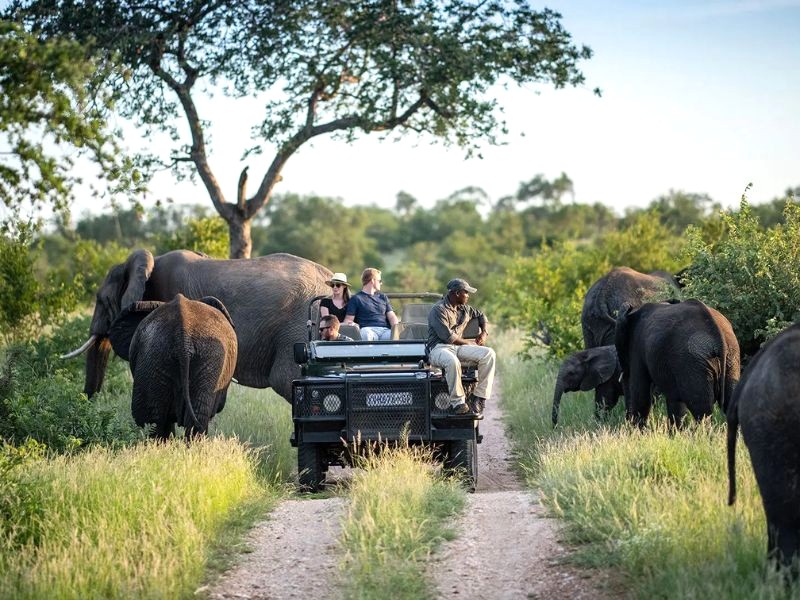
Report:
427,278,495,415
319,315,353,342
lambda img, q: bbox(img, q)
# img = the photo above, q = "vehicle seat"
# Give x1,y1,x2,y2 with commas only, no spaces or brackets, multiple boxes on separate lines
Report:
391,322,428,340
338,323,362,341
401,303,435,324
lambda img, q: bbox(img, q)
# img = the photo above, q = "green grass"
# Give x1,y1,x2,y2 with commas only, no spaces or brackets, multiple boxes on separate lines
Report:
339,443,466,600
496,330,800,599
0,438,280,599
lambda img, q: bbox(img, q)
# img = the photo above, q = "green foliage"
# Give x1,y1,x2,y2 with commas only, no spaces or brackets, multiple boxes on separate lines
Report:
0,20,141,215
683,197,800,356
0,315,141,452
0,439,46,549
157,215,230,258
488,212,684,358
0,225,80,341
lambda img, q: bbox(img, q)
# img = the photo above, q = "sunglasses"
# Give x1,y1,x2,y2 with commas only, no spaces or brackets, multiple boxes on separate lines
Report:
332,283,344,288
319,326,332,332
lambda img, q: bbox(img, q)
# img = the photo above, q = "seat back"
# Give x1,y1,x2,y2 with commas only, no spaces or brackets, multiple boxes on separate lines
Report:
390,322,428,340
401,303,435,324
338,323,362,341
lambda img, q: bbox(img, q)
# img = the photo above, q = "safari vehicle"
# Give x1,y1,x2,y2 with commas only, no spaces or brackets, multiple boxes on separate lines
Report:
291,293,482,492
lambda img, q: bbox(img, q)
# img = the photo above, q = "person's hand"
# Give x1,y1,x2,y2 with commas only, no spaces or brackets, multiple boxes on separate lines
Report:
476,331,488,346
307,319,312,327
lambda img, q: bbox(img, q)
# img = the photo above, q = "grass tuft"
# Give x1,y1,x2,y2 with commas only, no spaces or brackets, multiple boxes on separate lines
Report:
339,443,465,600
0,437,279,599
497,329,799,599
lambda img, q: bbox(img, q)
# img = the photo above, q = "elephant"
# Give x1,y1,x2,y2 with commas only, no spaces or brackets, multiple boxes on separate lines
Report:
727,324,800,574
61,249,331,402
551,345,620,426
614,299,740,427
582,266,682,349
108,294,237,439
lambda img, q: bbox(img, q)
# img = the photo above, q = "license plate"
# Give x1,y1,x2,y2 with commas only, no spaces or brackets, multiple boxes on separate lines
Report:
365,391,413,407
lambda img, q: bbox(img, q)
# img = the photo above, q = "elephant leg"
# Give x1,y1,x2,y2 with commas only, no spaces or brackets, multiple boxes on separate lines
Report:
268,343,301,402
153,421,175,441
665,396,688,430
594,382,619,420
677,369,715,424
626,368,653,428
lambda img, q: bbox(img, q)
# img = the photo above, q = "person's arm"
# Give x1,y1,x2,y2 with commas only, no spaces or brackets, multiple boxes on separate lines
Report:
472,307,489,346
342,297,356,325
387,310,399,327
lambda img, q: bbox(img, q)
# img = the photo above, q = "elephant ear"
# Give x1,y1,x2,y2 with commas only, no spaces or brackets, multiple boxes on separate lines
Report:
119,249,155,311
108,301,163,361
199,296,235,329
579,346,619,391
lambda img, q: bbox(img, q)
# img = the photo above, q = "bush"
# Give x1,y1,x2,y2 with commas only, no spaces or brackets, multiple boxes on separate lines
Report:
683,197,800,356
157,216,230,258
0,315,140,452
487,212,684,358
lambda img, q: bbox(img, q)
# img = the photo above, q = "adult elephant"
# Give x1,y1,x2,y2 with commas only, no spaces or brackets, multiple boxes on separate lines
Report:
615,299,740,427
62,249,331,401
727,324,800,574
582,267,681,348
108,294,237,439
551,345,620,426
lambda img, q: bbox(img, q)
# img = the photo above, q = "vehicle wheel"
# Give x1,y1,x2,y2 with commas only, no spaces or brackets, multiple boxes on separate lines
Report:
298,443,325,492
444,431,478,492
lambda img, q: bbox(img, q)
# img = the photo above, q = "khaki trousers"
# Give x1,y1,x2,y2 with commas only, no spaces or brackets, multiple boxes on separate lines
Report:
429,343,496,405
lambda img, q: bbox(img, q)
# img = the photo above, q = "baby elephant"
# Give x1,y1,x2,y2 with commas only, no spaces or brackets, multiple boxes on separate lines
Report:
109,294,237,440
551,345,620,426
728,324,800,574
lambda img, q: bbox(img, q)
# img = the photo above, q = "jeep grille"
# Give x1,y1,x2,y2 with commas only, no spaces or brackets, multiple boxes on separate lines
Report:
348,380,429,440
294,384,346,417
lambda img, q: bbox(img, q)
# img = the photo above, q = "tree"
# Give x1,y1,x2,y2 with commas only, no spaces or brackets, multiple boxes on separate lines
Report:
7,1,594,258
0,20,138,218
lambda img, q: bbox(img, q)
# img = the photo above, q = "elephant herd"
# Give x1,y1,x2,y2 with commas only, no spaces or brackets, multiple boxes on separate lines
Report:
63,252,800,574
553,266,800,575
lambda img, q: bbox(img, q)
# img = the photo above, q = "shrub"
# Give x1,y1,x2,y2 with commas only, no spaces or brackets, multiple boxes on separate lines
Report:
157,216,230,258
683,197,800,356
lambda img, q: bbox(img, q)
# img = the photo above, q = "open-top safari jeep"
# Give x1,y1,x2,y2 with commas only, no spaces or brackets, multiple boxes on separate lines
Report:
290,293,482,492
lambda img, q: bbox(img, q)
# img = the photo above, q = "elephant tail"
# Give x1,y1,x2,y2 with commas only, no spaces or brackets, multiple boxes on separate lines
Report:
180,354,203,434
727,405,738,506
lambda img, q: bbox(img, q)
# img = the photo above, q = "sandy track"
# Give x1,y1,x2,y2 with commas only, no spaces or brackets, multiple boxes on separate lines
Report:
206,376,614,600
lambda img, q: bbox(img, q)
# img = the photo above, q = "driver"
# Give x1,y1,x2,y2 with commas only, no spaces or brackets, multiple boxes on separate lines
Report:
427,279,495,415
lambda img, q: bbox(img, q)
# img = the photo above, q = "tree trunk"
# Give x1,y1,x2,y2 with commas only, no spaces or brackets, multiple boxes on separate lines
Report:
227,212,252,259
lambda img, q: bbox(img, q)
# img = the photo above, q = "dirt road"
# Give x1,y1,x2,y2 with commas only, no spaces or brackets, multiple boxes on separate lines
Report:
206,378,613,599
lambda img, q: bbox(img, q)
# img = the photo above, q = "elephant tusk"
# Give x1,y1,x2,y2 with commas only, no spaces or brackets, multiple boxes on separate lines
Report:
60,335,97,359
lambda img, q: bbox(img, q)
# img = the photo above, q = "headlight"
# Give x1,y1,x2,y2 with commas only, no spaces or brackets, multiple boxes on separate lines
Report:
323,393,342,413
434,391,450,410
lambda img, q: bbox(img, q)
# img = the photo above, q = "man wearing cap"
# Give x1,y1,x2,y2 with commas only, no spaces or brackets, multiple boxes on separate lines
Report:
427,278,495,415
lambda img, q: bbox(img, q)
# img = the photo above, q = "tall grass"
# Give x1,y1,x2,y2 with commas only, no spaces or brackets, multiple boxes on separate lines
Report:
0,438,277,599
339,444,465,600
209,384,295,483
496,330,798,599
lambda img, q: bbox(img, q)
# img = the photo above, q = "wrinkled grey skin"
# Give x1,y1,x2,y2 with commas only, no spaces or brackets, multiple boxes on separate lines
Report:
78,250,331,402
728,324,800,575
109,294,237,440
582,267,681,348
615,299,740,428
551,345,620,426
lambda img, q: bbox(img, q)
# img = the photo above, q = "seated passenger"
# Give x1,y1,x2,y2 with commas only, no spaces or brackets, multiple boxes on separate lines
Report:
343,267,398,341
320,272,351,323
319,315,353,342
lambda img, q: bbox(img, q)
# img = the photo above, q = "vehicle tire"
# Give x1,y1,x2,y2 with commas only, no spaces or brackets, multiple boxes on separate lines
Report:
444,431,478,492
298,443,325,492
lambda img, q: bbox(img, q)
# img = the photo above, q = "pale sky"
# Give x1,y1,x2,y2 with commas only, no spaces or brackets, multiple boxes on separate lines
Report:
77,0,800,218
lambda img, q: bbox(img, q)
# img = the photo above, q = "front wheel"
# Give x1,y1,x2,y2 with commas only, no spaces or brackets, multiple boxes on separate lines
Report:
298,443,325,492
444,431,478,492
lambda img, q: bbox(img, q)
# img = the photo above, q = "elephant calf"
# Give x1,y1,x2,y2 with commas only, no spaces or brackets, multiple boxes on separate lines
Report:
728,324,800,574
551,345,620,426
109,294,238,440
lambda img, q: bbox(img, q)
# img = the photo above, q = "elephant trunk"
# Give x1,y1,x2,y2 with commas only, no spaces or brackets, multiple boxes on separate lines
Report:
84,337,112,398
552,374,565,427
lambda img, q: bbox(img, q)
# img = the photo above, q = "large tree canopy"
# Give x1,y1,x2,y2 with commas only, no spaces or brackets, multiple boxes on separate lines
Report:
6,0,594,257
0,19,136,220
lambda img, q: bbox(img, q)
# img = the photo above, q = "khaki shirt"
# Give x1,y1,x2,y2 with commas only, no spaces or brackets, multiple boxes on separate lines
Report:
427,297,487,352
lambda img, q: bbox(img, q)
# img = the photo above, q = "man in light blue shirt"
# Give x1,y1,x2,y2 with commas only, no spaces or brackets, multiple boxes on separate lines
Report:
343,268,399,341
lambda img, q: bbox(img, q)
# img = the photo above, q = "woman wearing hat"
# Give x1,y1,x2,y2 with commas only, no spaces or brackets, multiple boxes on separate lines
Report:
320,272,351,323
